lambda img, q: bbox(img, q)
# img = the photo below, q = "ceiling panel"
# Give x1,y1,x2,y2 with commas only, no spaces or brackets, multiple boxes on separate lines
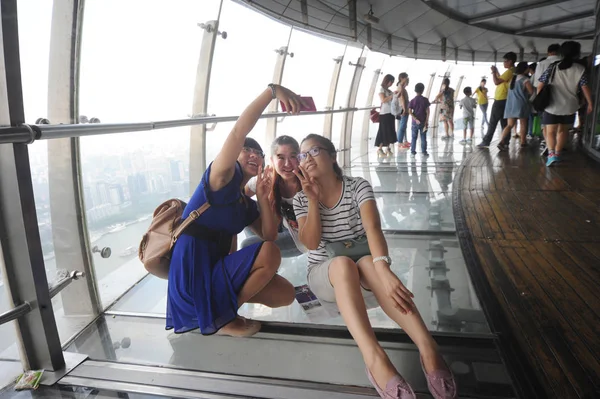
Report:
237,0,594,63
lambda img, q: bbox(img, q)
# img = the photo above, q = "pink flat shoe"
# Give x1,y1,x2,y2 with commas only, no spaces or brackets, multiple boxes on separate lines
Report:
366,367,416,399
420,356,457,399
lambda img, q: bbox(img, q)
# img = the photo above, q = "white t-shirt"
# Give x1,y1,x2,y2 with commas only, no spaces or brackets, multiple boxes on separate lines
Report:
379,87,392,115
544,63,586,116
460,97,477,119
533,55,561,88
293,176,375,270
247,177,307,253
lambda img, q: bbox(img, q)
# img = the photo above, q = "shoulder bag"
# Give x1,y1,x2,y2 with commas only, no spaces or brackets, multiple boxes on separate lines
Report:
324,236,370,262
532,62,559,112
138,199,210,279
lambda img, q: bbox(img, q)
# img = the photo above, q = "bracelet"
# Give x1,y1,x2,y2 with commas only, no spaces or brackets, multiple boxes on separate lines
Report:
268,83,277,99
373,256,392,266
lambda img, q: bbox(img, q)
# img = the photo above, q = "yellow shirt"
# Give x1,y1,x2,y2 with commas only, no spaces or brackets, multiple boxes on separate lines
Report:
474,87,488,105
494,68,514,100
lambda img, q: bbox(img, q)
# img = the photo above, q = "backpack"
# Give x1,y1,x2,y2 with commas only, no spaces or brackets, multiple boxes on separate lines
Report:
138,199,210,279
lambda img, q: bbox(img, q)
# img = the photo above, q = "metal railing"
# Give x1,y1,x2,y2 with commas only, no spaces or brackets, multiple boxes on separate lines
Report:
0,270,85,326
0,107,374,144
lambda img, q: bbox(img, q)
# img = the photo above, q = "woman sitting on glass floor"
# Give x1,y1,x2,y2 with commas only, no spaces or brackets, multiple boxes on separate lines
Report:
292,134,457,399
167,84,300,338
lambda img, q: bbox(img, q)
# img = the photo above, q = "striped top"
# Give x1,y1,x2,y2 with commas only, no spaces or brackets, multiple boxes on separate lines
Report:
293,176,375,270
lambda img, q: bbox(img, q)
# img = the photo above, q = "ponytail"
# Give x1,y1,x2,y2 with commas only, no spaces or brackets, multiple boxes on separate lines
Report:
558,41,581,70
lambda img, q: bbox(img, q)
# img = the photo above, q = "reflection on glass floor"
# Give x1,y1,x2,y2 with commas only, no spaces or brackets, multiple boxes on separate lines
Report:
346,165,456,194
61,315,513,398
112,234,486,334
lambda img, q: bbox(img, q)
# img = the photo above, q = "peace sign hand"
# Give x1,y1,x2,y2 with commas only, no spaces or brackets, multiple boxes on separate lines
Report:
255,164,273,203
293,165,320,202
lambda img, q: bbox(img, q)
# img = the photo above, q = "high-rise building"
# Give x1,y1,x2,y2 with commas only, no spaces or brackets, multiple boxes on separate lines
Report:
108,184,125,205
170,160,184,181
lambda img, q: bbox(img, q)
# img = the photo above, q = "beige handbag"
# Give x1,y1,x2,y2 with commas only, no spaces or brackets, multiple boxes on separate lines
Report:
138,199,210,279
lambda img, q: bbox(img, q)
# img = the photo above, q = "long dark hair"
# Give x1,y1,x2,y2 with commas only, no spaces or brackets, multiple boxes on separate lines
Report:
381,74,395,90
558,41,581,70
510,62,529,90
301,134,343,180
442,78,451,94
269,135,301,219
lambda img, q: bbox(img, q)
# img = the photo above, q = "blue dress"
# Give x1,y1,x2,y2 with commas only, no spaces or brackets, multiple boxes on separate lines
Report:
166,161,262,335
504,76,531,119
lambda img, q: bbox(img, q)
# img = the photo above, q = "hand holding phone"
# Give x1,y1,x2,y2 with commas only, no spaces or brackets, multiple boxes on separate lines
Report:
280,96,317,113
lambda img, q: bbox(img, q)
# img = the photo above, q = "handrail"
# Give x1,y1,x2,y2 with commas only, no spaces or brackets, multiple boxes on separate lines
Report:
0,106,374,144
0,302,31,326
48,271,85,299
0,270,85,326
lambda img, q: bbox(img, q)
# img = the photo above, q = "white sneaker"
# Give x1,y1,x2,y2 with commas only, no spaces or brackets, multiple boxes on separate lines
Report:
459,139,467,144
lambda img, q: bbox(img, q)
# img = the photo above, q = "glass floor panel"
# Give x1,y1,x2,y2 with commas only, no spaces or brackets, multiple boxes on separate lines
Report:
62,315,511,398
346,167,456,194
375,192,455,232
0,384,181,399
110,234,488,335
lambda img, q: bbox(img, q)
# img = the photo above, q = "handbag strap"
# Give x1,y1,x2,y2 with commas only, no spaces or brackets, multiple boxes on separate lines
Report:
548,62,559,84
173,202,210,240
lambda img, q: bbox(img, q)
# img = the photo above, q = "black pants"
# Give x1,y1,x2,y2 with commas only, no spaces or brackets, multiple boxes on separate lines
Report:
481,100,507,145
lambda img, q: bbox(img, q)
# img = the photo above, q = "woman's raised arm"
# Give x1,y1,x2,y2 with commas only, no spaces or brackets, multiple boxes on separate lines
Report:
209,85,301,192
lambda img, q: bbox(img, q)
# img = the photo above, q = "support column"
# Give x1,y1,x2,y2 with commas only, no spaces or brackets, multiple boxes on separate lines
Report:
424,72,436,99
0,0,64,371
454,75,465,101
360,68,381,156
340,55,366,168
189,20,219,193
322,55,344,139
265,44,292,144
47,0,101,316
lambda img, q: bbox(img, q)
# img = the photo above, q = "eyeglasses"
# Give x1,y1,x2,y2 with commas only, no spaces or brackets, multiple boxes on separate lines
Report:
242,146,265,158
280,201,296,222
297,146,330,163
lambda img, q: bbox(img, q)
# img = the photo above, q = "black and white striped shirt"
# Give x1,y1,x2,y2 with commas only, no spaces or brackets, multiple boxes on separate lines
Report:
293,176,375,270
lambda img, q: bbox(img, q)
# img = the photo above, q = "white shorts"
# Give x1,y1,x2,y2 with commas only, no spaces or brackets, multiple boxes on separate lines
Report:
307,256,375,303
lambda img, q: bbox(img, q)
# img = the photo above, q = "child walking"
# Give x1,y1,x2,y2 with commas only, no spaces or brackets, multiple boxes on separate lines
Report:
408,83,431,157
459,87,477,144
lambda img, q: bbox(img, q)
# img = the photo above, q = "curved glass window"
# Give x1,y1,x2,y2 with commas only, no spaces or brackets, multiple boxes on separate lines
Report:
206,0,291,159
79,0,221,309
278,28,346,143
331,44,363,151
79,0,221,121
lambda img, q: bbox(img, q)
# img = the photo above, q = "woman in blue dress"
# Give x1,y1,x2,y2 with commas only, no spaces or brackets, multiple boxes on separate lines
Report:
498,62,534,150
167,84,301,337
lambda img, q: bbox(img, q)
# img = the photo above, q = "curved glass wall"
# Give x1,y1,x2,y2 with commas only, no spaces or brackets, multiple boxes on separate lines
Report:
331,45,364,151
79,0,220,121
279,28,346,141
78,0,221,309
206,0,291,157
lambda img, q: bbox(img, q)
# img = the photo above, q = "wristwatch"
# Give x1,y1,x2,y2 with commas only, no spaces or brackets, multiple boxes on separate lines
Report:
373,255,392,266
268,83,277,99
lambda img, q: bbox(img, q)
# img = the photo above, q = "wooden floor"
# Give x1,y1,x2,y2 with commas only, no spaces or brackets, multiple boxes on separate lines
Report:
454,142,600,399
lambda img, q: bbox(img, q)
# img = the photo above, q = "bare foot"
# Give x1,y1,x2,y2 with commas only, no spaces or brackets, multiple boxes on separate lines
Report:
216,316,261,337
